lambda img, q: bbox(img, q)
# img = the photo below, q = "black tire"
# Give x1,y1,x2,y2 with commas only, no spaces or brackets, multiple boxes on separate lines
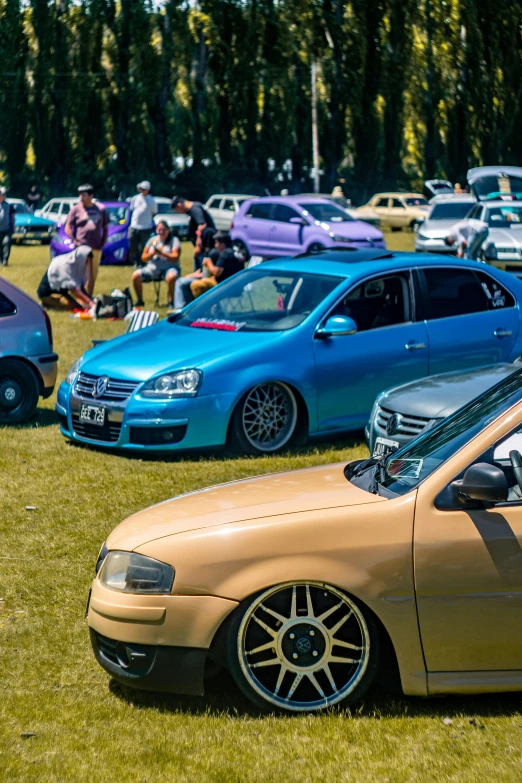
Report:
226,583,380,713
228,381,298,455
390,226,401,232
0,360,40,425
307,243,325,253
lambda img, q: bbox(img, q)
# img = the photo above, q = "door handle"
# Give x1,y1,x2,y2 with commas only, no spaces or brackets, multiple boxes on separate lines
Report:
494,328,512,338
405,340,426,351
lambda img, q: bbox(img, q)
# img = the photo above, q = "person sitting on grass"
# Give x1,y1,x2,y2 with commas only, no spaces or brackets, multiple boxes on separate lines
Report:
190,231,245,299
173,226,217,310
131,220,181,307
37,245,97,313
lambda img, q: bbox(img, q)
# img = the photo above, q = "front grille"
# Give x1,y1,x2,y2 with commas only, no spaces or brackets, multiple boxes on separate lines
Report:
129,424,187,446
376,405,432,437
496,247,520,255
75,372,140,402
72,414,122,443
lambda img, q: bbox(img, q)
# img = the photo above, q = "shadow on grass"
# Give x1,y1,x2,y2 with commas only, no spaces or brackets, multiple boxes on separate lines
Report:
109,672,522,720
65,431,367,464
1,407,60,430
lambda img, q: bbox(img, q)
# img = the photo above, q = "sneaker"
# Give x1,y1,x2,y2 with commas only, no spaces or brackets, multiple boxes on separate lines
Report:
135,298,144,307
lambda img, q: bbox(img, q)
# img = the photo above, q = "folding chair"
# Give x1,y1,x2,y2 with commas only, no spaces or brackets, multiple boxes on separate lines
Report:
153,279,165,307
92,310,159,346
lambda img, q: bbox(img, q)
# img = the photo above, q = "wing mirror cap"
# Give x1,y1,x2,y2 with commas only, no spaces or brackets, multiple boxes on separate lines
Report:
454,462,508,504
289,216,307,225
316,315,358,339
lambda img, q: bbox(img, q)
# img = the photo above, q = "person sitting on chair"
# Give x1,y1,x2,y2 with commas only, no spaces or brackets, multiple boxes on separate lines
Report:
37,245,97,313
190,231,245,299
131,221,181,307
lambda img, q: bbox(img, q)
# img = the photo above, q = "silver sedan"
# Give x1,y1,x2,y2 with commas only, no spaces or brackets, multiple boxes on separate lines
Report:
415,196,475,253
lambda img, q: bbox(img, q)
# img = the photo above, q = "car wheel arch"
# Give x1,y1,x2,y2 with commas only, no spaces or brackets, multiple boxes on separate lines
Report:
207,579,403,695
0,355,43,395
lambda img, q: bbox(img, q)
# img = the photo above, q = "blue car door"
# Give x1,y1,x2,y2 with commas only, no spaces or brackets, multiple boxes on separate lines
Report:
313,271,429,432
418,266,519,374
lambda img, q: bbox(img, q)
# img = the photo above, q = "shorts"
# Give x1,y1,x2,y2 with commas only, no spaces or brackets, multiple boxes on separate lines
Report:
138,264,180,283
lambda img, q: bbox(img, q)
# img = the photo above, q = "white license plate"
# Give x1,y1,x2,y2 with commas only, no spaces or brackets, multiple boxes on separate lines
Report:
79,404,106,426
373,436,399,458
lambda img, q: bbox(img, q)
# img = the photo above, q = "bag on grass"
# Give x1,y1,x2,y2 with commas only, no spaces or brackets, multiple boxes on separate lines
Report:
94,288,133,319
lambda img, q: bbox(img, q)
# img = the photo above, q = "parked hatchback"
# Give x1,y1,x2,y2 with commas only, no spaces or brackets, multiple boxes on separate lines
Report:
0,278,58,423
231,196,385,258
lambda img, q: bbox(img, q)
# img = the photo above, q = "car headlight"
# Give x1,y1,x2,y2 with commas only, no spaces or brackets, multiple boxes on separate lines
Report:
64,358,81,385
108,231,127,244
141,369,202,398
99,551,175,594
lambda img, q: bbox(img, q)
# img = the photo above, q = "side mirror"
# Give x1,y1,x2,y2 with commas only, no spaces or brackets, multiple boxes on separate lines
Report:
289,216,307,226
316,315,358,339
454,462,508,504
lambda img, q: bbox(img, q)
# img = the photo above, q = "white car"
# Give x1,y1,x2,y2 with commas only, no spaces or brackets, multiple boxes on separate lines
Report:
35,197,78,225
153,197,189,239
415,195,475,253
205,194,256,230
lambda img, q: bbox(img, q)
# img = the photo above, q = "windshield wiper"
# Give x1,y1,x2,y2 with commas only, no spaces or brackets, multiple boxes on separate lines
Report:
368,458,387,495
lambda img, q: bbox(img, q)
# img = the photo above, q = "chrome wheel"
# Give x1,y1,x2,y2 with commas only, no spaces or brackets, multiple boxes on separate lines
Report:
237,583,371,712
241,382,297,453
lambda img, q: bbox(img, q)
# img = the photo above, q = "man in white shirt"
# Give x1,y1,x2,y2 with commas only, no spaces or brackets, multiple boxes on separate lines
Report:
129,180,157,267
445,218,490,260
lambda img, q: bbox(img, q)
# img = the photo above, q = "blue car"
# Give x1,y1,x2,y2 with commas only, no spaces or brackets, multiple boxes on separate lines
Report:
8,199,56,244
56,249,522,454
50,201,131,264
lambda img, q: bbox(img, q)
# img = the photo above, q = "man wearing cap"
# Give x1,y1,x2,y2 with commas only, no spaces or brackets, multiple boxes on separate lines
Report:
0,187,15,266
129,181,157,267
65,184,109,295
171,196,215,245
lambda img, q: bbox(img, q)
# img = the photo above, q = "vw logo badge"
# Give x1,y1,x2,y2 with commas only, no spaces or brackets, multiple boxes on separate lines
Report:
295,637,312,654
386,413,402,437
93,376,109,399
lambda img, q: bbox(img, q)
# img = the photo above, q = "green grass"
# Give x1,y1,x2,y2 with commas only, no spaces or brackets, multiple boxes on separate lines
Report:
3,232,522,783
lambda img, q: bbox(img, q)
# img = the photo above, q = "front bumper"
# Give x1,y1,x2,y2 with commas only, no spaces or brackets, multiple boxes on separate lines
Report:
56,381,237,451
415,236,455,254
87,580,238,695
13,226,55,243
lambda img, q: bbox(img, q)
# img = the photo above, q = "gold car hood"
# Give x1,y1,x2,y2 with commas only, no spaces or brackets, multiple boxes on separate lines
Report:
107,463,385,551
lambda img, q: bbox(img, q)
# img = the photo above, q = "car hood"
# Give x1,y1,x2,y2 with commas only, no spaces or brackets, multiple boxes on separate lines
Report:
379,363,518,419
319,219,383,240
419,218,463,237
15,215,55,227
80,320,284,380
106,463,385,550
489,227,522,247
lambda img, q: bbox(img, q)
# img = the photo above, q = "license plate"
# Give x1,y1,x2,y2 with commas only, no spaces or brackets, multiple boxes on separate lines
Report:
79,404,106,426
373,436,399,458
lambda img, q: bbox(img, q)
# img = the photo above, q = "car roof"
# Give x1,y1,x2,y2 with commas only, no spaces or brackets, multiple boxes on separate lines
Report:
7,198,25,204
430,194,474,203
245,196,334,204
260,249,510,280
371,192,426,199
208,193,256,199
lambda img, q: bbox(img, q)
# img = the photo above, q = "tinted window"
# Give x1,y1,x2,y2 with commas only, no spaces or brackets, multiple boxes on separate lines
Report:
332,274,410,331
60,203,71,215
105,206,129,225
208,197,222,209
273,204,300,223
376,198,390,208
9,202,29,214
391,199,405,208
155,202,174,215
423,268,489,318
475,270,515,309
429,202,474,220
299,203,353,222
0,291,16,316
246,202,273,220
174,269,342,332
472,174,522,200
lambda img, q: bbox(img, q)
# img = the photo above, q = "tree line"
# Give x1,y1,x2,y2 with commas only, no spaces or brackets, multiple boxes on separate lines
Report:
1,0,521,203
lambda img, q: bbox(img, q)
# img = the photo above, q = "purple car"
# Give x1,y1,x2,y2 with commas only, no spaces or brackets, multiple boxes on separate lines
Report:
50,201,132,264
230,196,385,258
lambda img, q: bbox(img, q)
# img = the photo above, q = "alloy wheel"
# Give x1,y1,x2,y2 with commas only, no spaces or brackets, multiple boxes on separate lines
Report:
241,382,297,453
237,583,371,711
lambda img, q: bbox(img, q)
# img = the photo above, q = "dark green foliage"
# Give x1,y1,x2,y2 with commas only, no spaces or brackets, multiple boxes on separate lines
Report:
0,0,521,201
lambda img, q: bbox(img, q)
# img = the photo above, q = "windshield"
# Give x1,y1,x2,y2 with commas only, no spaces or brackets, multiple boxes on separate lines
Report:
174,268,342,332
429,202,473,220
378,369,522,496
404,197,428,206
299,203,353,223
486,205,522,228
155,202,173,215
106,206,129,225
9,202,29,214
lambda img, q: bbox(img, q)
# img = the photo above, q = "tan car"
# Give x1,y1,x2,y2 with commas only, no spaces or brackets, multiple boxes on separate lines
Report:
355,192,429,231
88,368,522,712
